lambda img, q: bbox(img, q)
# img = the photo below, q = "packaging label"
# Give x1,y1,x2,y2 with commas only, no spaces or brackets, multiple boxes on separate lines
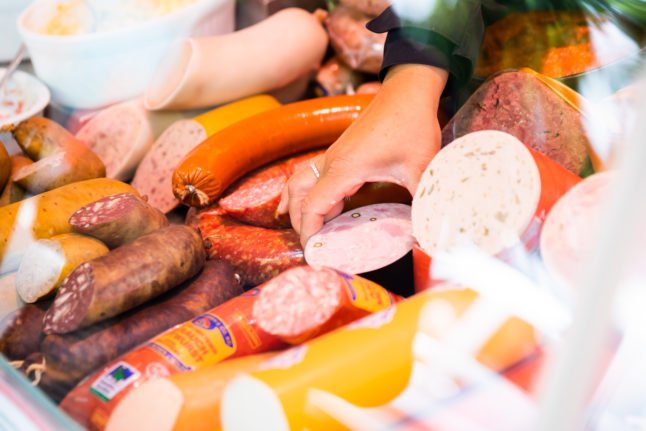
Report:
148,313,237,371
89,362,141,402
341,272,397,313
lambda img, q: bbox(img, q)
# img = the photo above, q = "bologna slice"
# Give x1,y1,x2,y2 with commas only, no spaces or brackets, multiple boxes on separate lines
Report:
42,225,206,334
413,130,580,259
540,172,646,287
69,193,168,248
253,265,400,345
196,206,304,286
305,203,414,296
40,260,243,402
441,70,591,175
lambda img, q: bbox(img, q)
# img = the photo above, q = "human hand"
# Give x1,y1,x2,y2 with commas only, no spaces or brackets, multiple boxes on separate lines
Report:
278,63,449,246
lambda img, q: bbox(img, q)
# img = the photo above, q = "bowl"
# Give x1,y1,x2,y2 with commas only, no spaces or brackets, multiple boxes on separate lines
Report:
0,67,51,127
17,0,235,109
0,0,32,62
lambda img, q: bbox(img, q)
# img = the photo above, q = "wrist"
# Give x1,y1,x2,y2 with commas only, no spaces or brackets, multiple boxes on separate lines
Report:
382,64,448,107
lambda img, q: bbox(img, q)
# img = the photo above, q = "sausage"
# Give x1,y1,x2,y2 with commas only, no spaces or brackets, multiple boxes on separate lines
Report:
315,57,364,96
0,155,31,206
325,5,386,74
173,94,374,207
40,260,243,396
304,203,415,296
0,140,10,191
0,303,47,360
60,287,285,429
9,117,106,194
197,206,304,286
69,193,169,248
144,8,328,110
132,95,281,213
75,100,154,181
412,130,581,262
339,0,390,16
253,265,400,344
0,178,139,275
42,225,206,334
441,70,590,175
16,233,109,303
219,150,324,228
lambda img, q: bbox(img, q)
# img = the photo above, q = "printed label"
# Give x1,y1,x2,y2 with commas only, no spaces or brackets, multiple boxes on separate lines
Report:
90,362,141,402
341,272,397,313
148,313,237,371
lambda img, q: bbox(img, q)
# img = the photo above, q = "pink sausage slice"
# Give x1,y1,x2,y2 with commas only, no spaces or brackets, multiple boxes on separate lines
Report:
304,203,413,275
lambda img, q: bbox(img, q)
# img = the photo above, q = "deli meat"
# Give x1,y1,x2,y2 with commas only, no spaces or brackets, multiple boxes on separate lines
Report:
253,265,399,344
69,192,169,248
305,203,413,275
42,225,206,334
441,70,590,175
196,206,304,286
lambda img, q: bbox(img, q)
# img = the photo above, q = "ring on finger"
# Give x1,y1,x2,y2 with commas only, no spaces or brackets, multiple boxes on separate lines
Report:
310,161,321,179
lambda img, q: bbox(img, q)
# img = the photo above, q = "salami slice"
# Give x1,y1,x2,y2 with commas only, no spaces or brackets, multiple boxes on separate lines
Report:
253,265,399,344
412,130,580,261
42,225,206,334
305,203,414,296
218,150,324,228
197,206,304,286
69,193,169,248
76,100,154,181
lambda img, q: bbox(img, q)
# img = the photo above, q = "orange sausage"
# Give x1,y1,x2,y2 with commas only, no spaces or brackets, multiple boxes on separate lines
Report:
172,94,374,208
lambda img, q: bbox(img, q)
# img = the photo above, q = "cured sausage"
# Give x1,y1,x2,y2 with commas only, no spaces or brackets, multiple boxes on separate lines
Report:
0,155,31,206
0,178,138,275
0,303,47,360
39,260,243,398
9,117,106,194
197,206,304,286
441,70,591,175
253,265,400,344
305,203,414,296
75,100,154,181
219,150,324,228
144,9,328,110
42,225,206,334
60,287,284,429
132,95,281,213
69,193,168,248
16,233,109,303
172,94,374,208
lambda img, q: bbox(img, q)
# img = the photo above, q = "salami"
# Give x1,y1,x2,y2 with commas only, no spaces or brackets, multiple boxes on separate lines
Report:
60,287,284,429
412,131,581,280
219,150,324,228
441,70,591,175
39,260,243,399
305,203,414,296
197,206,304,286
253,265,400,344
69,193,169,248
42,225,206,334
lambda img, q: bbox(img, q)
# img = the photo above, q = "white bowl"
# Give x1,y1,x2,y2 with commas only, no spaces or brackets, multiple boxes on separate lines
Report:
17,0,235,109
0,0,33,62
0,67,51,127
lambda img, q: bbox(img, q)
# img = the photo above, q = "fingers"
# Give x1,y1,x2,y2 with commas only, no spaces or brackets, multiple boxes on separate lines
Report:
283,160,321,233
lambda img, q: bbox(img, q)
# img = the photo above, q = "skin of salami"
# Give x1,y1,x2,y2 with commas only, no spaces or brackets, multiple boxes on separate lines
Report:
197,206,304,286
0,303,47,360
69,193,169,248
218,150,324,229
253,266,401,345
60,287,285,430
38,260,242,403
42,225,206,334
